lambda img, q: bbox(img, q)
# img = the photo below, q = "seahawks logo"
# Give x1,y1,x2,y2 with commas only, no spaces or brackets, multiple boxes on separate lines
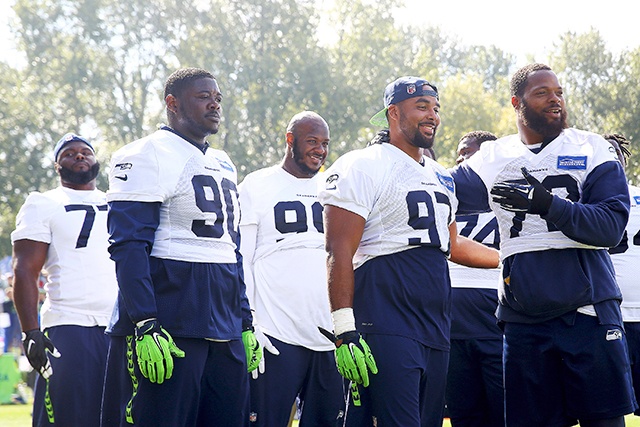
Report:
325,173,339,190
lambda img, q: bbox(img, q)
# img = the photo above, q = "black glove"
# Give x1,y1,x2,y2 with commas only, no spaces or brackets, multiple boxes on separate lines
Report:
22,329,61,379
490,167,553,215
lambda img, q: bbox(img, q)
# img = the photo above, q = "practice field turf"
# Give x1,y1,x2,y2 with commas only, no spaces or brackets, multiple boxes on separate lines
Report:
2,404,640,426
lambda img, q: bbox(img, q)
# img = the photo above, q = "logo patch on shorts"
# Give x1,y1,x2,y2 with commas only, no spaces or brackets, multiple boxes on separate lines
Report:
249,412,257,422
557,156,587,170
606,329,622,341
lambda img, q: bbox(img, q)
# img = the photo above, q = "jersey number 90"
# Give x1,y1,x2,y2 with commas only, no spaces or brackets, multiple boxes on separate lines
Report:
274,201,324,235
191,175,238,242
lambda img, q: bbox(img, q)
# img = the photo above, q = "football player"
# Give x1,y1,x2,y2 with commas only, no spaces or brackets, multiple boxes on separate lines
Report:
606,133,640,418
452,63,636,426
11,133,117,426
100,68,260,427
447,130,504,427
319,76,500,426
239,111,344,426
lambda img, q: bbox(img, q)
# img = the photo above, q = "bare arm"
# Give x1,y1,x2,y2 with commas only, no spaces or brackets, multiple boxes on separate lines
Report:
449,222,500,268
324,205,366,311
12,239,49,332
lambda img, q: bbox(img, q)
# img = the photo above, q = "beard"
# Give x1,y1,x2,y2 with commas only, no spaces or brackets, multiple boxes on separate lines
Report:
291,138,321,176
520,99,567,139
58,161,100,185
399,114,435,149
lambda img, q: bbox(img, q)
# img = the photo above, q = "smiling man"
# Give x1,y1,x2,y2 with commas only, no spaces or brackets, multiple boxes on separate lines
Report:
319,76,500,426
101,68,259,427
452,63,636,427
238,111,344,426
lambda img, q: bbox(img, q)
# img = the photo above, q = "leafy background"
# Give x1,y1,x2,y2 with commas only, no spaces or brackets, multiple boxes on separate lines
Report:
1,0,639,258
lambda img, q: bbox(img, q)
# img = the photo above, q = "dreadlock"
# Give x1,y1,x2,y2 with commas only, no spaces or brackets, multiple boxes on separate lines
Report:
367,129,390,147
603,133,631,163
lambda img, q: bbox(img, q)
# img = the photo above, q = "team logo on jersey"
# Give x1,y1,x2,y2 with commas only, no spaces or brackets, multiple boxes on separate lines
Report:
216,158,235,172
606,329,622,341
325,173,339,190
557,156,587,170
436,172,454,192
114,162,132,170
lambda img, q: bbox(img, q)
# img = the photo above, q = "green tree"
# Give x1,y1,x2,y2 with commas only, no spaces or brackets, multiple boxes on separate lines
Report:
0,64,58,257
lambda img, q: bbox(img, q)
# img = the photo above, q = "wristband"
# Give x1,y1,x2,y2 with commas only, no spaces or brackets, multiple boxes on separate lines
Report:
332,307,356,336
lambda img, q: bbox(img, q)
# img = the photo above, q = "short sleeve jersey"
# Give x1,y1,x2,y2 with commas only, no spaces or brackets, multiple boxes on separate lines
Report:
238,166,333,351
466,129,621,258
11,187,118,329
610,185,640,321
107,129,240,263
319,143,457,349
319,143,457,267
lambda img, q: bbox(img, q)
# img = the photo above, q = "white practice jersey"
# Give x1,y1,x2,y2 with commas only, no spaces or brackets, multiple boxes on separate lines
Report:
319,143,457,269
239,166,333,351
11,187,118,329
448,211,501,290
611,185,640,321
467,129,621,259
107,129,240,263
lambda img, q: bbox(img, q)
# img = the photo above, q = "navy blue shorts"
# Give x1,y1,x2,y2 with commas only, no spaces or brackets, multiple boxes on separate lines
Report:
249,336,344,426
504,312,637,427
446,338,504,427
345,334,448,427
33,325,109,427
101,335,249,427
625,321,640,416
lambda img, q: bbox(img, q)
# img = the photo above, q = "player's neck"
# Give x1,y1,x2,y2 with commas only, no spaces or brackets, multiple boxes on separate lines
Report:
62,181,96,191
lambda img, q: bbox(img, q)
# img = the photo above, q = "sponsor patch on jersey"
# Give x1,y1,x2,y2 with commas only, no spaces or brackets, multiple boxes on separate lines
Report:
325,173,339,190
216,158,234,172
606,329,623,341
557,156,587,170
436,172,454,192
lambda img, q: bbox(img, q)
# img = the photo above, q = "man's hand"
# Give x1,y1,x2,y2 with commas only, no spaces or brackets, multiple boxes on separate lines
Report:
334,331,378,387
521,167,553,214
251,325,279,379
490,167,553,215
22,329,61,380
242,329,263,373
134,319,185,384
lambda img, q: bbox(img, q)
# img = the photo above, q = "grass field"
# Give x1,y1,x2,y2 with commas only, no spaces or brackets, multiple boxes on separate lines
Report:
2,403,640,427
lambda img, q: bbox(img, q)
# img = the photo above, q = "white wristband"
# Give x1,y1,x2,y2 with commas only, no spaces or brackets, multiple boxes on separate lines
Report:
331,307,356,336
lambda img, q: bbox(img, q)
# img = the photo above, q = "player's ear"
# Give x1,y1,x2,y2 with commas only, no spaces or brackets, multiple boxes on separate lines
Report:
285,132,294,148
511,95,520,110
165,94,178,115
387,104,399,125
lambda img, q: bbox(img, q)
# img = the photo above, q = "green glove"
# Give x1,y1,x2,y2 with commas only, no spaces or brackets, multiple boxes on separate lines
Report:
134,319,185,384
335,331,378,387
242,329,263,373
